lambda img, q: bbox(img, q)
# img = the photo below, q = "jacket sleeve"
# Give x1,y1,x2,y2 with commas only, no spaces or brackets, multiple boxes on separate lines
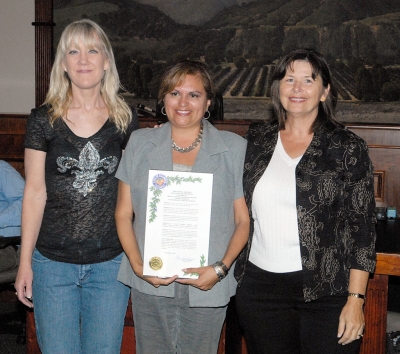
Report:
342,134,376,273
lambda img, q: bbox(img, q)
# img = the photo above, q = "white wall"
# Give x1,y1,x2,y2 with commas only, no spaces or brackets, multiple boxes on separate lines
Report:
0,0,35,114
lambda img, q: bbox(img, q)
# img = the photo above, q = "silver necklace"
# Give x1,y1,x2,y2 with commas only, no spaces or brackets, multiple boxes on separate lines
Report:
171,124,203,153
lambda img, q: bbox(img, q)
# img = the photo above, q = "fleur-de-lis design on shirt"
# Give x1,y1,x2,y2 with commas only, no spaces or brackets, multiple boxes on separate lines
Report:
57,141,118,196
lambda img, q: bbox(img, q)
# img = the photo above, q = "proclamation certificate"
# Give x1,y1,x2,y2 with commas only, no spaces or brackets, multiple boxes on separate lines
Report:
143,170,213,278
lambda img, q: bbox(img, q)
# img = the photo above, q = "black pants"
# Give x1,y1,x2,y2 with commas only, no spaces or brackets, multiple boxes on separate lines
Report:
236,262,361,354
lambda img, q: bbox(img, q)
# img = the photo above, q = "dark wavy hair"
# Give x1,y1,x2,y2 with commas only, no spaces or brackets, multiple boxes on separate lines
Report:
270,48,342,132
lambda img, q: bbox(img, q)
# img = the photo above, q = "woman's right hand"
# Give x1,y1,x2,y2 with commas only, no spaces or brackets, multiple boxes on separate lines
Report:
143,275,178,287
14,263,34,308
133,262,177,288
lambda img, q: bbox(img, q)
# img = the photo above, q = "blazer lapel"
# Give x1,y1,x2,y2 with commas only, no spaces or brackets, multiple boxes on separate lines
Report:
144,121,228,174
192,121,228,174
145,123,173,171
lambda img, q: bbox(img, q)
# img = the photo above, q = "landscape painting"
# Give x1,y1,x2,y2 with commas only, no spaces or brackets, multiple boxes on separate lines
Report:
54,0,400,123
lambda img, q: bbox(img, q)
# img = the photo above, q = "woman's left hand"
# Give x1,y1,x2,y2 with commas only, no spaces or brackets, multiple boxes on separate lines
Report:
337,297,365,345
175,266,219,291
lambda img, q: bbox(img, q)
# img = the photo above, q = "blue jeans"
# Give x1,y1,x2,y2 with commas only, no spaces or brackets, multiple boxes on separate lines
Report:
32,249,130,354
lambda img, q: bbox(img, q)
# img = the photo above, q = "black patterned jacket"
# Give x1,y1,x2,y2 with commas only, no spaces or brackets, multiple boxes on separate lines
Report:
234,121,376,302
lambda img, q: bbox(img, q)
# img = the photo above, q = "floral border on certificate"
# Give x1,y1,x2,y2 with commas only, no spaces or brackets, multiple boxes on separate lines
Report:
148,175,202,223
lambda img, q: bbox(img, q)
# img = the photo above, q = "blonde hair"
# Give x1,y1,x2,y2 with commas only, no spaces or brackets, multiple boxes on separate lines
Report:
44,19,131,132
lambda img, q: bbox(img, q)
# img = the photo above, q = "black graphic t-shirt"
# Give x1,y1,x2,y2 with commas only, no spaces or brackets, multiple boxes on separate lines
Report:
24,105,139,264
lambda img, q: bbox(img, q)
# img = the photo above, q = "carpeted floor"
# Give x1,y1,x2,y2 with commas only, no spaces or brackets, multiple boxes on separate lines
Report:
0,289,26,354
388,276,400,313
0,280,399,354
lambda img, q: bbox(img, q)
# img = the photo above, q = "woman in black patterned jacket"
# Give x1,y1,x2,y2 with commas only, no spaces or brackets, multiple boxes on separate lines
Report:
234,48,376,354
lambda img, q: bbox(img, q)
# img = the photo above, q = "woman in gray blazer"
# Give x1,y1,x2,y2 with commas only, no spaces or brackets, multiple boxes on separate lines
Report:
115,60,249,354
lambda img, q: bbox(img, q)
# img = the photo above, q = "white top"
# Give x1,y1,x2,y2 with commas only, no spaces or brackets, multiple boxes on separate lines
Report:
249,132,303,273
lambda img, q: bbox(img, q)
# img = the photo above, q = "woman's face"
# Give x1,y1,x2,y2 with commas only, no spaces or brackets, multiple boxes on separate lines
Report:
164,74,211,129
62,35,109,92
279,60,329,121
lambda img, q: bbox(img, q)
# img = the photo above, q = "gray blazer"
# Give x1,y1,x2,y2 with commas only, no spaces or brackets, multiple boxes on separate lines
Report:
116,120,247,307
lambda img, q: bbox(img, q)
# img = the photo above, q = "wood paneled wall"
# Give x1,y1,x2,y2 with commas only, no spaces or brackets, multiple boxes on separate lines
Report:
1,115,400,211
0,114,27,176
347,125,400,210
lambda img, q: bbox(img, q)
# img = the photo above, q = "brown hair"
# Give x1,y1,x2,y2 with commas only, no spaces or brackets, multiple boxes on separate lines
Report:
270,48,342,132
158,60,215,107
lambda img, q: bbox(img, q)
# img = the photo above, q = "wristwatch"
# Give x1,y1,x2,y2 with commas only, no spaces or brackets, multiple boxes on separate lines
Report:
212,261,228,281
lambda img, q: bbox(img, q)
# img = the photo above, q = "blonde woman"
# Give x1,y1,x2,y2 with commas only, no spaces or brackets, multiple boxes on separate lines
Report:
15,19,138,354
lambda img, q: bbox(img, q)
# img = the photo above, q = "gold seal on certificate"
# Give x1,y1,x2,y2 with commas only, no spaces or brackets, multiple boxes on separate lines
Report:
149,256,163,270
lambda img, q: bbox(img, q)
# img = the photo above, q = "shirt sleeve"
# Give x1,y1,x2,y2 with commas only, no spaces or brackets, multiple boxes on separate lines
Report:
0,161,25,228
24,107,49,152
116,130,136,185
121,108,140,149
227,133,247,201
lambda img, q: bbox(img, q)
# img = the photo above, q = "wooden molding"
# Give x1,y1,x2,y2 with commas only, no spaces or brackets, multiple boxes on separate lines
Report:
369,145,400,150
34,0,53,107
374,171,385,202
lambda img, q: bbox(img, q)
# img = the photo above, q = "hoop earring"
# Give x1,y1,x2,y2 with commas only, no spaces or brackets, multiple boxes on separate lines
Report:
161,107,166,116
203,110,210,120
